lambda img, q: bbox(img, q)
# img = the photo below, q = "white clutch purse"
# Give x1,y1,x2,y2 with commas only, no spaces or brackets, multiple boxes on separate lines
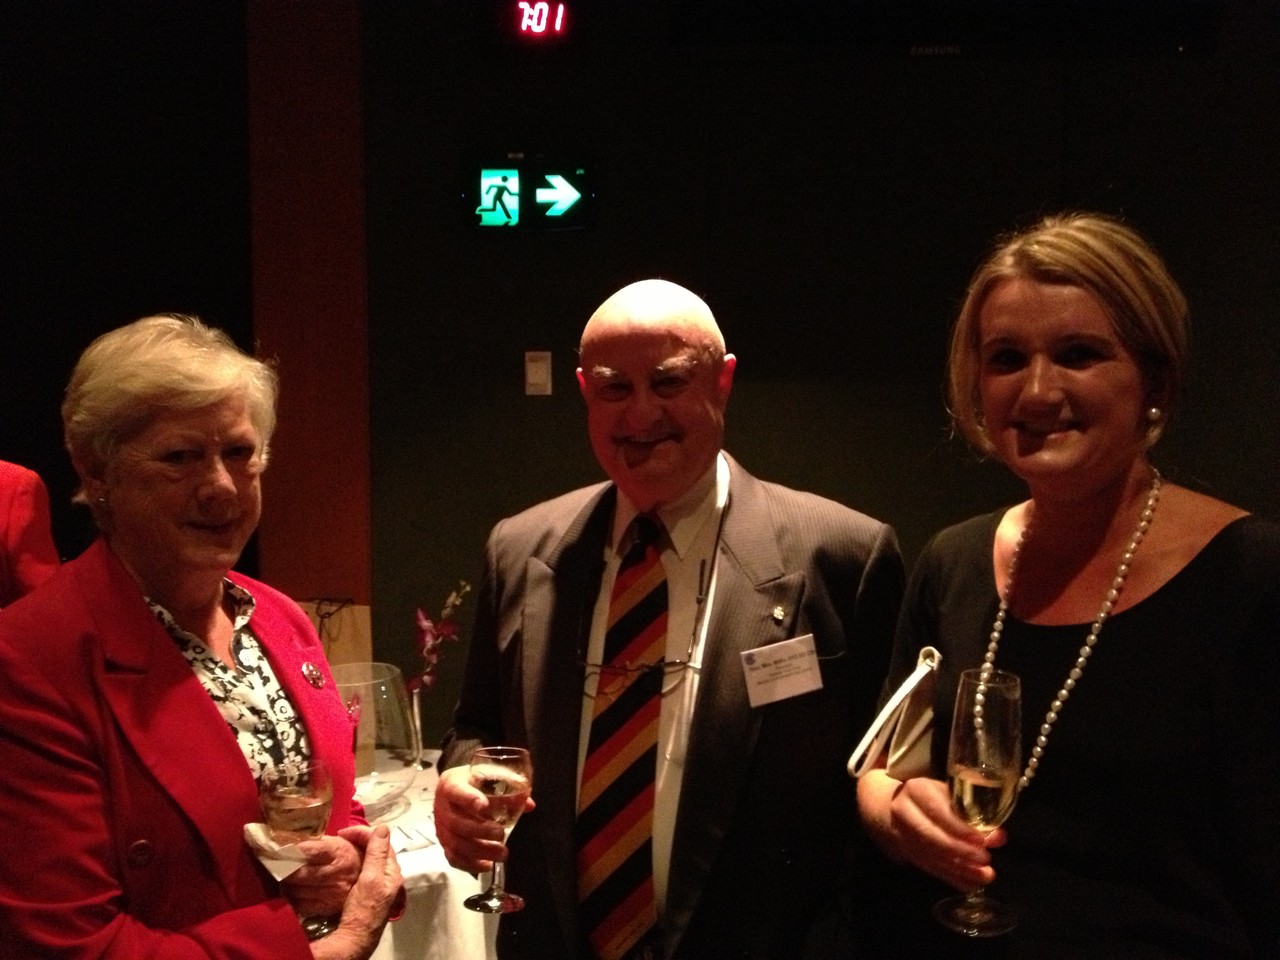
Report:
847,646,942,781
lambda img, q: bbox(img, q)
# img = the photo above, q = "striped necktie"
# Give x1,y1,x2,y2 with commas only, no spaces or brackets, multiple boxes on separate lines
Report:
577,514,666,960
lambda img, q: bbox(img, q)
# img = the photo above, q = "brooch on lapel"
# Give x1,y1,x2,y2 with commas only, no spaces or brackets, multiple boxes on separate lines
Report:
301,662,326,689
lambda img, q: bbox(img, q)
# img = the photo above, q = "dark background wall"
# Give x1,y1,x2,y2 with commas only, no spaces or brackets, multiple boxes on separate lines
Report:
4,2,1279,746
363,1,1280,740
2,4,252,559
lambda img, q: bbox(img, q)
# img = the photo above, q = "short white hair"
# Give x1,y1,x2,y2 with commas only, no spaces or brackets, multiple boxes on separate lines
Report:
63,314,278,502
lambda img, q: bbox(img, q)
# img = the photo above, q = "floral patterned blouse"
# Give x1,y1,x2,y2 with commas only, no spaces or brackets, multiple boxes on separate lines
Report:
148,580,311,781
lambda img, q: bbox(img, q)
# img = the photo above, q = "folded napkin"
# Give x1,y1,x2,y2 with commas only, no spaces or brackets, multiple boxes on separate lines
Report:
391,822,437,854
243,823,311,881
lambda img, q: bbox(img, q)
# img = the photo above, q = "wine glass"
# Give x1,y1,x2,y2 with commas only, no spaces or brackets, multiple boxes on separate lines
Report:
258,759,339,940
463,746,533,914
932,667,1022,938
259,759,334,844
331,661,421,820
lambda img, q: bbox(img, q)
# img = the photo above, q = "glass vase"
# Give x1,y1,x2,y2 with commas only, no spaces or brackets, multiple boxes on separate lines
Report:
410,685,432,770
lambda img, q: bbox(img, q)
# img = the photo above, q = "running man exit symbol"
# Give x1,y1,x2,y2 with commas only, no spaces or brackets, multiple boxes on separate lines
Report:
477,169,520,226
474,163,588,229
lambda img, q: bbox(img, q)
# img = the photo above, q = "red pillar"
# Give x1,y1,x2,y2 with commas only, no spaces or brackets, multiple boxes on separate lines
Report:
247,1,371,604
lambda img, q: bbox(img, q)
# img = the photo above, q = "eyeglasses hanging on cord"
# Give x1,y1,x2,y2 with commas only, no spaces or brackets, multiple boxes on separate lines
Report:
580,556,710,701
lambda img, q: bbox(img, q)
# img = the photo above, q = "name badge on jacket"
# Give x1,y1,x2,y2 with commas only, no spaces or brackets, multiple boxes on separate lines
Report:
741,634,822,707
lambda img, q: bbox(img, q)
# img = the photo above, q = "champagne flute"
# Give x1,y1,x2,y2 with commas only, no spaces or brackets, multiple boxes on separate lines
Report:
932,667,1022,938
258,759,340,940
463,746,533,914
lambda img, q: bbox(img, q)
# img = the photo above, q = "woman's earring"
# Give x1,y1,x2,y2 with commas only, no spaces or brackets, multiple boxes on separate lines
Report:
1146,407,1162,423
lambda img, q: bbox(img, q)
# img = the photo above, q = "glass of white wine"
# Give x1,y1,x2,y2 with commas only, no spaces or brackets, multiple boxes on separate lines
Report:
463,746,533,914
932,667,1022,938
259,759,333,845
258,759,340,940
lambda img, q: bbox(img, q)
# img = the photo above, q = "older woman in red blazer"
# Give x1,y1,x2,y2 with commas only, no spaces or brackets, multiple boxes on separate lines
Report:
0,458,60,606
0,316,402,960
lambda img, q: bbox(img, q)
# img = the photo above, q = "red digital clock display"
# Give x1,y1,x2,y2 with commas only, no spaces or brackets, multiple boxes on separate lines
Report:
516,2,567,37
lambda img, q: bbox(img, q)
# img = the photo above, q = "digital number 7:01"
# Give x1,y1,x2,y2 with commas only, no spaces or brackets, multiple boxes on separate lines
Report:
517,2,566,35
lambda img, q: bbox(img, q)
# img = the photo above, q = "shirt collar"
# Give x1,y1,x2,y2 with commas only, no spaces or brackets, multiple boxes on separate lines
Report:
612,452,729,560
147,578,257,646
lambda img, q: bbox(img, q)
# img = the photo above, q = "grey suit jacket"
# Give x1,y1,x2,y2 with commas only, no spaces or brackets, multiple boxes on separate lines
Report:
442,454,904,959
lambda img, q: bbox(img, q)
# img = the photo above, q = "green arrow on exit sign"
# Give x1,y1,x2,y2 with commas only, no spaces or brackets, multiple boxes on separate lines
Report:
474,163,589,229
535,174,580,216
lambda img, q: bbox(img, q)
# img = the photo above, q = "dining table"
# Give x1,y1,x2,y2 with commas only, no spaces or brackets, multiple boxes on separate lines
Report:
369,750,499,960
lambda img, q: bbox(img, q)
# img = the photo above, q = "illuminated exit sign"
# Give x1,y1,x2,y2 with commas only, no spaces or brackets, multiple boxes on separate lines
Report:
473,162,590,230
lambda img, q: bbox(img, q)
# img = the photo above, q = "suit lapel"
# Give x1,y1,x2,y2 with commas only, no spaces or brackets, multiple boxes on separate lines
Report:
83,542,258,900
521,485,614,954
242,580,357,829
665,463,806,947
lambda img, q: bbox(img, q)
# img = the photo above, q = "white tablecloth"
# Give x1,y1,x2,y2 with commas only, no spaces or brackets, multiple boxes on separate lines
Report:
370,753,499,960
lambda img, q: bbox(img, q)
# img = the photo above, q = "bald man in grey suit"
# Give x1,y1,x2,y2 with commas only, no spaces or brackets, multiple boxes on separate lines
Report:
435,280,904,960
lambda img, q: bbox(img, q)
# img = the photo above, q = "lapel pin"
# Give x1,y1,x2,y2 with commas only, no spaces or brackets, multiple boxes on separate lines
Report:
302,662,326,689
771,605,786,623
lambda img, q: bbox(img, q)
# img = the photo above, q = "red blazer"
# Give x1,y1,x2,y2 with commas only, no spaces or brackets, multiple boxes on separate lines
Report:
0,539,360,959
0,460,60,607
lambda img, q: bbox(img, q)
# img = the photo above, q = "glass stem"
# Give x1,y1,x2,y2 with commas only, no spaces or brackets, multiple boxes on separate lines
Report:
488,858,507,896
960,886,992,922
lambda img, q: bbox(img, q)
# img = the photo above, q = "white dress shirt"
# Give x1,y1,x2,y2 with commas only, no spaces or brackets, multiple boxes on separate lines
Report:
578,452,729,916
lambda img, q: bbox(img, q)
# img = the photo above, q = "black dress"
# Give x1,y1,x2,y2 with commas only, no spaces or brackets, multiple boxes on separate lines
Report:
866,513,1280,960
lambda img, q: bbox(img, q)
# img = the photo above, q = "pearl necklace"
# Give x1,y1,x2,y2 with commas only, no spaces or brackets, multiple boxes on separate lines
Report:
980,468,1161,791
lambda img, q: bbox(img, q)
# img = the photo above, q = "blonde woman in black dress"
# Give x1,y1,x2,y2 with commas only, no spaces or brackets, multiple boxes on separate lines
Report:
858,213,1279,959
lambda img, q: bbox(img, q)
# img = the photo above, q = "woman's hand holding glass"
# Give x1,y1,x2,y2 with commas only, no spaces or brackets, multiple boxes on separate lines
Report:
307,825,405,960
858,669,1020,920
259,760,345,939
932,667,1021,937
281,832,364,919
881,775,1006,892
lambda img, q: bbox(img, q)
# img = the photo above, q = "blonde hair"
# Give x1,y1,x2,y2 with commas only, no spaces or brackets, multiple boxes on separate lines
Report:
63,314,278,502
947,213,1188,455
